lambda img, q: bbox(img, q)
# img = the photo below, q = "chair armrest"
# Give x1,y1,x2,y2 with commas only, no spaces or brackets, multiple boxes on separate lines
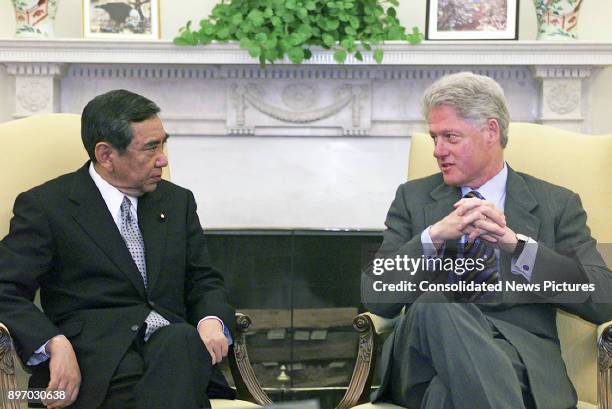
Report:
0,323,20,409
364,312,402,336
598,320,612,409
335,313,380,409
336,311,404,409
228,313,273,406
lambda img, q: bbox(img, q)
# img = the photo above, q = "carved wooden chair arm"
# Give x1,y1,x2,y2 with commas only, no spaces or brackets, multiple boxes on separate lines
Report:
363,312,402,336
0,323,20,409
598,320,612,409
229,313,273,406
335,313,380,409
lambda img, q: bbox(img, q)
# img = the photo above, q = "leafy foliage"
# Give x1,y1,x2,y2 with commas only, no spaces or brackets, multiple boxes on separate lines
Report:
174,0,423,65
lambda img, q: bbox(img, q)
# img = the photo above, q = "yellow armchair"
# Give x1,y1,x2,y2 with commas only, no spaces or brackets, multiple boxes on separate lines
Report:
0,114,270,409
338,123,612,409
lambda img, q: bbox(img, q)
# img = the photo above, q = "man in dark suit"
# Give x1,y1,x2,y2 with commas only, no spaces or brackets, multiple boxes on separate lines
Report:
362,72,612,409
0,90,235,409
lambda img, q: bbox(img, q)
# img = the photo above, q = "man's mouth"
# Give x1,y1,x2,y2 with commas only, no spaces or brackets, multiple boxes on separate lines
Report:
440,163,453,172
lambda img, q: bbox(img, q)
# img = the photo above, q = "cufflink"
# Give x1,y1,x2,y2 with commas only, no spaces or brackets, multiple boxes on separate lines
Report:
159,213,166,222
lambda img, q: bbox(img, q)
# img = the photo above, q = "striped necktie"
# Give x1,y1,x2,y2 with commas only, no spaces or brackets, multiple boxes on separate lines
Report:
450,190,499,302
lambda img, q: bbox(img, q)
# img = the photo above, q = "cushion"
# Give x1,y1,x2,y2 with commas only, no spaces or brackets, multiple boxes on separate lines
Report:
211,399,261,408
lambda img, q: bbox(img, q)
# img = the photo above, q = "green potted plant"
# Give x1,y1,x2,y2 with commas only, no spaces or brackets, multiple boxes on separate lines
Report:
174,0,423,65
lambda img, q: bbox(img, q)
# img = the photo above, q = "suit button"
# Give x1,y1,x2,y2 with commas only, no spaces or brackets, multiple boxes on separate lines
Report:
130,325,139,332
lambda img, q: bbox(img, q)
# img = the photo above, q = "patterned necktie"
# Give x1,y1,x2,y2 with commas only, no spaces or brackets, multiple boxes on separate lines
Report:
120,196,169,341
451,190,499,302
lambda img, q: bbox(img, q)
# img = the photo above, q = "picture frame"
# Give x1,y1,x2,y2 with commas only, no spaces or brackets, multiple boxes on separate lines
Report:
83,0,160,39
426,0,519,40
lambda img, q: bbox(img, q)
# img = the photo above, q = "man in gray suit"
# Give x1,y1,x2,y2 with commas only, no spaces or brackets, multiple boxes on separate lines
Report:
362,72,612,409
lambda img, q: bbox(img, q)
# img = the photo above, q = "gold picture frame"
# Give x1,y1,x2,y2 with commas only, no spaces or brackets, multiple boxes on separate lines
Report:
83,0,160,39
426,0,519,40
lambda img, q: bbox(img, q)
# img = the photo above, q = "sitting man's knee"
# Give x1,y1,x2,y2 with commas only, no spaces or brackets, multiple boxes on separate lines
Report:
157,322,200,342
403,291,477,325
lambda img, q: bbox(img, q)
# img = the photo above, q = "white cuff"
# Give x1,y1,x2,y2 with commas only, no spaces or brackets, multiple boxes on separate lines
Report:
511,237,538,282
421,226,445,257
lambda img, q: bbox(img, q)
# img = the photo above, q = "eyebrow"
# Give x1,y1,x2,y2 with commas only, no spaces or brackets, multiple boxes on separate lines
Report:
142,133,170,148
430,129,461,137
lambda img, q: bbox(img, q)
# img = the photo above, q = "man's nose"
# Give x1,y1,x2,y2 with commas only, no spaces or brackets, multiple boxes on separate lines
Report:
157,151,168,167
433,139,447,158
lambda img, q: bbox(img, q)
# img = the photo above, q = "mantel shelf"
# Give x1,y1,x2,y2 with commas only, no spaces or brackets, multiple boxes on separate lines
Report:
1,38,612,66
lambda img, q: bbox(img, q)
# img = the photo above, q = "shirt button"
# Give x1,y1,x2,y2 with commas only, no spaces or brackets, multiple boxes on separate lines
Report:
130,324,139,332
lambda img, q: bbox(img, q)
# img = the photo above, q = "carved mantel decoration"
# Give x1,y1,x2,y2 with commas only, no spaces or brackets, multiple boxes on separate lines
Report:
2,40,612,134
228,82,370,135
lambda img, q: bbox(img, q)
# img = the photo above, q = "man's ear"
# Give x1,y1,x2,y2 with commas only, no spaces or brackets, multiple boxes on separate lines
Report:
485,118,501,146
94,142,115,172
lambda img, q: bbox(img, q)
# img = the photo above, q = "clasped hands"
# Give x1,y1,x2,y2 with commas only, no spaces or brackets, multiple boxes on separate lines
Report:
429,197,518,254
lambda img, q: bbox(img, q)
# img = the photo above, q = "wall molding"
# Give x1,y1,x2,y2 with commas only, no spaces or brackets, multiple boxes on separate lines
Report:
1,39,612,66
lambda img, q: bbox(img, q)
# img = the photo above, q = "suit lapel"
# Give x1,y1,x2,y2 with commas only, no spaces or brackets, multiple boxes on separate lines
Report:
504,166,540,240
137,188,167,291
69,163,147,299
424,181,461,227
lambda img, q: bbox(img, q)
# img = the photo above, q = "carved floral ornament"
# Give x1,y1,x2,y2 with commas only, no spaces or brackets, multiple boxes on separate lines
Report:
229,82,370,134
546,82,579,115
17,79,50,113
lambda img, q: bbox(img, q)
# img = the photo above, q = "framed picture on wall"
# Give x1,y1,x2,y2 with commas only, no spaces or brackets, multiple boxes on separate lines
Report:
426,0,519,40
83,0,160,39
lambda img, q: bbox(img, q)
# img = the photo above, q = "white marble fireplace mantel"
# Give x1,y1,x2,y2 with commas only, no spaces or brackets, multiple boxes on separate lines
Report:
1,39,610,229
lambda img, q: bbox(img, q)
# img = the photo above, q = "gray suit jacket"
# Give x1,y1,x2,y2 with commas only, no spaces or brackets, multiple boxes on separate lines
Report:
363,166,612,409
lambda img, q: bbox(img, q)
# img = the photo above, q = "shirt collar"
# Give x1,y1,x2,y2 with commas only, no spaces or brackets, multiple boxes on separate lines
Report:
460,162,508,209
88,162,138,221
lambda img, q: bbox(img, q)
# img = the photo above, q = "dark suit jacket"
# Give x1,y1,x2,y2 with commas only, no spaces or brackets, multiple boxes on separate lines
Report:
363,166,612,409
0,162,235,408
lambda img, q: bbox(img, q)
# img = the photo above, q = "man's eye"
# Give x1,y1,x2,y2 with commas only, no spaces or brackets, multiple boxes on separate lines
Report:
447,134,458,142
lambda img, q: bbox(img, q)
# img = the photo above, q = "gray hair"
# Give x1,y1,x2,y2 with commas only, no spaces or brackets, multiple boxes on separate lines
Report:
422,72,510,148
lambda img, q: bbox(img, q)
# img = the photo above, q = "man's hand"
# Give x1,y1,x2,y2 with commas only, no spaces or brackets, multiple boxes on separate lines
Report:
454,197,518,253
430,197,506,245
43,335,81,409
197,319,228,365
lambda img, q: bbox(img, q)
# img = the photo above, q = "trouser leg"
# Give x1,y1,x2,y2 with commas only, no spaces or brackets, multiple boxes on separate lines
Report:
389,292,526,409
420,376,453,409
135,322,213,409
99,342,144,409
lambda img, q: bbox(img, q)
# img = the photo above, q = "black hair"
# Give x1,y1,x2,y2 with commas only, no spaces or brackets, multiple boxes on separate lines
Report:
81,89,160,161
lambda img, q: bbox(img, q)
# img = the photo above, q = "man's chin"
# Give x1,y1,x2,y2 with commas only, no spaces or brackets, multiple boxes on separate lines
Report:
442,175,461,187
145,183,159,192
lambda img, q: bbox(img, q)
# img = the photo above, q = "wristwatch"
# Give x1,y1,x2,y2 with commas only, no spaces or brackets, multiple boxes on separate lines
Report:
512,233,529,258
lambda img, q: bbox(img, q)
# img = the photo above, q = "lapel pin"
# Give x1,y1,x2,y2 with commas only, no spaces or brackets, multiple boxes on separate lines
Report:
159,213,166,222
